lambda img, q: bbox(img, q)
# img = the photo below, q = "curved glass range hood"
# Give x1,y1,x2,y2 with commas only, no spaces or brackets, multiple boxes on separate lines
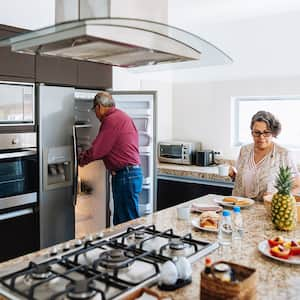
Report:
0,16,232,69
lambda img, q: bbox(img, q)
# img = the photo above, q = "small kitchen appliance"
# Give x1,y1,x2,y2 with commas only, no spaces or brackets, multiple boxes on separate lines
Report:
195,150,215,166
158,141,198,165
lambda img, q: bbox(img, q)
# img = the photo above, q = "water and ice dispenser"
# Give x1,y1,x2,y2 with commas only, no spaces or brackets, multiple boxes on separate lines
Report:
43,146,73,190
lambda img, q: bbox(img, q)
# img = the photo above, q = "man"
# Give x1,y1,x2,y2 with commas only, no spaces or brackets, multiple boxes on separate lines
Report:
78,91,143,225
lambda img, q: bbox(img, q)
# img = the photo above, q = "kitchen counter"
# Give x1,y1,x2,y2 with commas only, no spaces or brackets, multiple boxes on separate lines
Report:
158,162,233,181
157,162,234,188
0,194,299,299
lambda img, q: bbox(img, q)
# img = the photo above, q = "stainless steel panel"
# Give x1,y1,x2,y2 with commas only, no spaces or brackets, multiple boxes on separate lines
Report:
0,192,37,210
0,81,35,126
39,188,74,248
0,132,36,150
38,85,75,248
0,149,36,160
0,208,33,221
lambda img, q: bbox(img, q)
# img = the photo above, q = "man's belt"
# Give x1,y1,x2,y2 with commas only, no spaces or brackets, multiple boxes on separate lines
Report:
111,165,140,176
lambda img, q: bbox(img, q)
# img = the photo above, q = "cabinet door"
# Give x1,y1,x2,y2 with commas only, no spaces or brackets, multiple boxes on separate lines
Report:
77,61,112,89
36,56,77,86
157,179,233,211
0,27,35,79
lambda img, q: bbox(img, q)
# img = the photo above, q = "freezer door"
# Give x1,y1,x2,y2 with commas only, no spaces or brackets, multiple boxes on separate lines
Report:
38,85,75,248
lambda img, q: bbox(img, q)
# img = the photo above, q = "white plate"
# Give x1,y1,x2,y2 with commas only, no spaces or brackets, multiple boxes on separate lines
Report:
214,196,255,208
190,203,223,213
258,240,300,265
191,219,218,233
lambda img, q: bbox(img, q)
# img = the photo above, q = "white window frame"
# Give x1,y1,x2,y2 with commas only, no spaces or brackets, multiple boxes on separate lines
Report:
232,95,300,149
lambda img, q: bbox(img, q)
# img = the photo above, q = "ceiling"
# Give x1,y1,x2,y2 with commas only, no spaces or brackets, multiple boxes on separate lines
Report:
2,1,300,82
169,0,300,25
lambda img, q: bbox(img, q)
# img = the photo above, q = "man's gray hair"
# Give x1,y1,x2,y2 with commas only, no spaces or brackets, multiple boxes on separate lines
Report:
93,91,115,108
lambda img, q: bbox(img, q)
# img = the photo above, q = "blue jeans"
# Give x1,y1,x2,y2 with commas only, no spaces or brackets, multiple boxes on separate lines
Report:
111,166,143,225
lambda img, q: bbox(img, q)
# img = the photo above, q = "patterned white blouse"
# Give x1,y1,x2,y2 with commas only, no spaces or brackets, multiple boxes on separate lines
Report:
232,143,299,201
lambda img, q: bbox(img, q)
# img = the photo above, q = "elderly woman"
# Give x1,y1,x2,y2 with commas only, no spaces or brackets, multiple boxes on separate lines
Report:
231,110,300,201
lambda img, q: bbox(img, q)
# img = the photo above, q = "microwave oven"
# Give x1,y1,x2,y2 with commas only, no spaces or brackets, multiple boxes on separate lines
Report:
0,81,35,129
158,141,197,165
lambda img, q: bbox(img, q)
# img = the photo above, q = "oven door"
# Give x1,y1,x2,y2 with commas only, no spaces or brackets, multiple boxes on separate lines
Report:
0,205,39,262
0,149,38,208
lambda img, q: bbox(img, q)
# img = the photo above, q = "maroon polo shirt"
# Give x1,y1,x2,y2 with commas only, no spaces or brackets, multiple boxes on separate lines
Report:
78,107,140,171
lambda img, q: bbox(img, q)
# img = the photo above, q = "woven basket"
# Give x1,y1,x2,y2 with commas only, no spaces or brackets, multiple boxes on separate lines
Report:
200,261,257,300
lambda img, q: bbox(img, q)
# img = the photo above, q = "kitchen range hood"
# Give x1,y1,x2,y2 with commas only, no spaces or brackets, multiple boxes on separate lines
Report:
0,0,232,68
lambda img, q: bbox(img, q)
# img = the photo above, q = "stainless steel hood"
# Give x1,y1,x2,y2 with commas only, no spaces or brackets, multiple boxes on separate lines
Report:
0,0,232,68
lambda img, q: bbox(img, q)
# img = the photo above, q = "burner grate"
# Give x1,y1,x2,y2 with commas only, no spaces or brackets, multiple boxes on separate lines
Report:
0,225,218,299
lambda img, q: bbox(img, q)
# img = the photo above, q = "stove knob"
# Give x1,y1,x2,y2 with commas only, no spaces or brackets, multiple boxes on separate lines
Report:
63,243,71,251
95,232,104,240
50,246,58,256
85,234,93,242
75,239,83,247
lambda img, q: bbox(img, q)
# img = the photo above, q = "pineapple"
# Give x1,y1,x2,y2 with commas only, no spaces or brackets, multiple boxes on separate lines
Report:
271,166,297,231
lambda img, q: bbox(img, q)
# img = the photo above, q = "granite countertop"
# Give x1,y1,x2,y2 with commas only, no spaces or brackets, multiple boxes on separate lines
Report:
1,194,299,299
157,162,233,183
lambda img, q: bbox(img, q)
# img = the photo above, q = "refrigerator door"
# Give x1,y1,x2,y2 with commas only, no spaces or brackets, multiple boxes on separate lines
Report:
111,91,156,216
38,85,75,248
73,89,156,230
74,95,108,237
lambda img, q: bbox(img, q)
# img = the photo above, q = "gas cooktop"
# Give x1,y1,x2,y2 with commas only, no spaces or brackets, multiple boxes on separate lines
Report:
0,225,218,300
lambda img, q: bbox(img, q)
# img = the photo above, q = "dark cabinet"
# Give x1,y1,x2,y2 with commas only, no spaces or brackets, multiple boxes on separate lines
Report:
0,24,112,88
0,25,35,80
36,56,77,86
0,206,39,262
77,61,112,89
36,57,112,89
157,178,233,211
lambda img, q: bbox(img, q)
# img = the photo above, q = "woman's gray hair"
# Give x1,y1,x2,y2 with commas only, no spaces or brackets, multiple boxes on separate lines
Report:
93,91,115,108
250,110,282,137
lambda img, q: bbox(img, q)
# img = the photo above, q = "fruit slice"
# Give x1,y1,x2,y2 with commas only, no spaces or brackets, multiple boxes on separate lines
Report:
268,236,285,247
270,245,291,259
283,240,300,255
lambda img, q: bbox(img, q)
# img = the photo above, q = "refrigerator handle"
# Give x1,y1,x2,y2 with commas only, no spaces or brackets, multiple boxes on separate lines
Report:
72,125,78,207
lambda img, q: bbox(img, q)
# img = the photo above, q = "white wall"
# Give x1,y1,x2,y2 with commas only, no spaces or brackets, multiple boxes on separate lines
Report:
0,1,55,29
172,76,300,161
113,67,173,142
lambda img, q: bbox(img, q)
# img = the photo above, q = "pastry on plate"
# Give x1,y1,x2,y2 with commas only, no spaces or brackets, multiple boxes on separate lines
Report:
223,197,237,203
199,211,220,229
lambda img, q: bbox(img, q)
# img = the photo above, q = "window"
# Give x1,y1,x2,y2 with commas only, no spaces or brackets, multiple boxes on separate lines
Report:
233,96,300,148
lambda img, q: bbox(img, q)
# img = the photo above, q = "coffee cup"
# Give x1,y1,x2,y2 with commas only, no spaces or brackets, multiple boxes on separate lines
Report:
218,164,229,176
177,205,190,220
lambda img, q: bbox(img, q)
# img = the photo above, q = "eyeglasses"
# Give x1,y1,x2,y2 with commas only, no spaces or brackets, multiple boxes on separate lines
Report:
252,130,273,137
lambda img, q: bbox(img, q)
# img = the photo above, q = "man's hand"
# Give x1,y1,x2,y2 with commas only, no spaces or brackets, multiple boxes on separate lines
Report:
78,151,86,167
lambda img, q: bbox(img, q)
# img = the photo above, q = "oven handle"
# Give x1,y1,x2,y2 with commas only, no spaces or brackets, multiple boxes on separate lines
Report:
0,149,37,160
0,208,33,221
72,125,78,207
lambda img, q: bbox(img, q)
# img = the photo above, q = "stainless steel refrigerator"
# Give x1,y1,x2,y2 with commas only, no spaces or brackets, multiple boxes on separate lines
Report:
38,84,156,248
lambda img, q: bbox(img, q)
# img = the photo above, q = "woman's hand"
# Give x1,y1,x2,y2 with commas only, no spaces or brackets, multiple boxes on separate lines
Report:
228,166,237,181
263,192,273,202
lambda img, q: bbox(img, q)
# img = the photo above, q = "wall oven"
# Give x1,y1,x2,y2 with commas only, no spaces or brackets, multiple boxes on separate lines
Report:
0,132,39,262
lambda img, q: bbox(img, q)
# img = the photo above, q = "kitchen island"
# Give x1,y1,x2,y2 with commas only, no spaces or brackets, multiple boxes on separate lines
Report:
0,194,299,299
